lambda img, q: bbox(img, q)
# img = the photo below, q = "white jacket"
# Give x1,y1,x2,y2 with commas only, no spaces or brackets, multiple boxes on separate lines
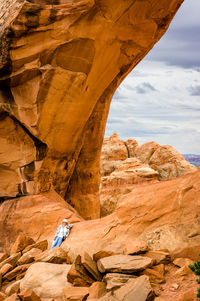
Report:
56,224,73,238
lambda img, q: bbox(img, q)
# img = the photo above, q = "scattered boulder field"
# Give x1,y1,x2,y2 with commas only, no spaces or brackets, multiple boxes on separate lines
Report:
0,234,198,301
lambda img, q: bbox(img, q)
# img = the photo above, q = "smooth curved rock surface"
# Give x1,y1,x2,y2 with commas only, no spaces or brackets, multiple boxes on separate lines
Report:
62,169,200,261
20,262,72,298
0,190,83,252
0,0,184,219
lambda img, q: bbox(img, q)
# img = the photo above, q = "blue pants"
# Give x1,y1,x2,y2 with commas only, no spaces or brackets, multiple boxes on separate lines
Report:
50,236,63,249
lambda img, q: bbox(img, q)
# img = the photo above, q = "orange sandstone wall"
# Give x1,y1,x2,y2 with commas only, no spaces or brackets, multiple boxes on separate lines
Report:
0,0,184,219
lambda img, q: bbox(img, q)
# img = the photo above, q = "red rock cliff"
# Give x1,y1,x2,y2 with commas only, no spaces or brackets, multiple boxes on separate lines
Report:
0,0,184,219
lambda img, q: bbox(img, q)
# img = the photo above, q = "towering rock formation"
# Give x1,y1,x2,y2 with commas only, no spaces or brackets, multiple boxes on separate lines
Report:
0,0,184,219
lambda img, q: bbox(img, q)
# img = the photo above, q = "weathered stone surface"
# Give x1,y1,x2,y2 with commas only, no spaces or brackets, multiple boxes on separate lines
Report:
0,254,9,264
0,292,6,301
0,254,21,270
20,263,72,298
67,255,95,287
18,289,41,301
143,251,171,265
10,235,35,256
103,273,136,291
35,247,70,264
143,264,165,284
62,170,200,261
0,264,13,276
173,257,193,268
0,0,184,220
97,275,153,301
3,264,31,281
0,191,83,252
18,248,42,265
93,250,118,262
5,280,21,296
97,255,153,274
22,241,48,255
3,294,20,301
100,134,197,216
63,287,89,301
88,282,106,300
81,252,102,281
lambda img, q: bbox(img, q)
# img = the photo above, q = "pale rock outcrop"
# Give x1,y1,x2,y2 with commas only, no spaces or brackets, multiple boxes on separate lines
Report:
0,0,184,219
100,134,197,216
20,262,72,298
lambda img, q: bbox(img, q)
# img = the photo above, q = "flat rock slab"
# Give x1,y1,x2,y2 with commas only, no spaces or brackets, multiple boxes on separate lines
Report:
20,262,72,298
63,287,89,301
103,273,137,290
96,275,153,301
97,255,153,274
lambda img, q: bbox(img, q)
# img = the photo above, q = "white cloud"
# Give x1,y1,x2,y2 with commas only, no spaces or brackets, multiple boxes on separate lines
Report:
105,0,200,154
106,61,200,154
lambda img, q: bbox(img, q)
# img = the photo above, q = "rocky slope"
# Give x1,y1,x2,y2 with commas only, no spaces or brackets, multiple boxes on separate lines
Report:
100,133,197,216
0,234,198,301
0,0,184,219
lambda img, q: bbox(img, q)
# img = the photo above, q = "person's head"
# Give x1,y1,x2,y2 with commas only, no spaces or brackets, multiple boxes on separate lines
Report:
62,218,68,226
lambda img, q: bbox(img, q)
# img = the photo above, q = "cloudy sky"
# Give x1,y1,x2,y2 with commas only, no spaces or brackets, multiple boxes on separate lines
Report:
105,0,200,154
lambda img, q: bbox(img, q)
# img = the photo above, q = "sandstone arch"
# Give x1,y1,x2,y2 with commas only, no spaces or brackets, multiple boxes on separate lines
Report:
0,0,184,219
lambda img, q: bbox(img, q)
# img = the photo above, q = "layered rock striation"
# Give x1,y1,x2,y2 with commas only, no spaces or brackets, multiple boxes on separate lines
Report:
0,0,184,219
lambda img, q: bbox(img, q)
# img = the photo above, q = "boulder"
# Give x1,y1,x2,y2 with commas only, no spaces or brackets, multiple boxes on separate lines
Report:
143,251,171,265
125,139,139,157
20,263,72,298
148,145,197,180
18,289,41,301
88,282,106,299
97,275,153,301
4,294,20,301
10,235,35,255
0,292,6,301
103,273,136,291
18,249,42,265
97,255,153,274
93,251,118,262
81,252,102,281
62,287,89,301
3,264,31,282
0,254,21,270
67,255,95,287
35,247,70,264
143,264,165,284
174,265,193,277
173,258,193,268
101,133,128,162
0,264,13,276
0,254,9,264
5,281,21,296
22,241,48,255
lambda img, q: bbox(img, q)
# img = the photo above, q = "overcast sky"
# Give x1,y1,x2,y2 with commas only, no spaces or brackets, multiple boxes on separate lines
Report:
105,0,200,154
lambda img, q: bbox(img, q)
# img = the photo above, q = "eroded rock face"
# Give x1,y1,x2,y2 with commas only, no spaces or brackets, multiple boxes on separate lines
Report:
0,190,83,252
100,133,197,216
62,169,200,261
0,0,184,219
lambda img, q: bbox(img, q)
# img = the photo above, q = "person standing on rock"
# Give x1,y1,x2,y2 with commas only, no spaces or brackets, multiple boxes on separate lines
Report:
50,218,73,249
